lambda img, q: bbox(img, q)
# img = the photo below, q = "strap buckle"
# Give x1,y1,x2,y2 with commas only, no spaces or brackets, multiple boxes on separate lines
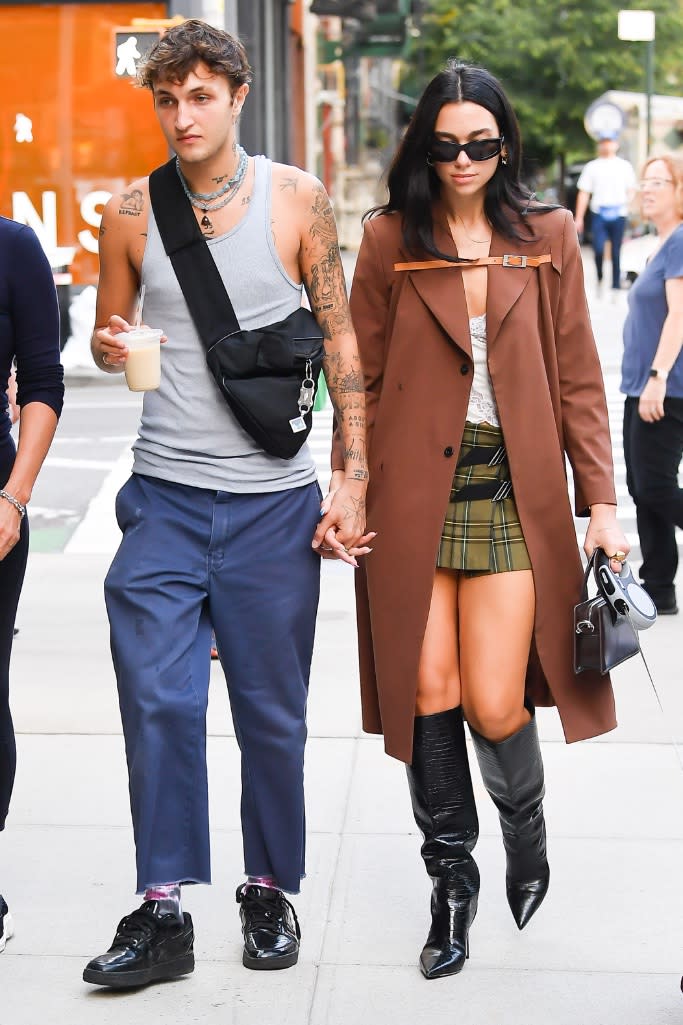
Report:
502,254,528,269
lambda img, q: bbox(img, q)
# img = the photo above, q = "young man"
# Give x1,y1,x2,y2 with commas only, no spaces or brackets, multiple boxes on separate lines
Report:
83,19,370,988
574,131,637,297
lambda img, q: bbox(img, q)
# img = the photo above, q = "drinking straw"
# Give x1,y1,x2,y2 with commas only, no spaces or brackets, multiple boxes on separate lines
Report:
134,285,146,328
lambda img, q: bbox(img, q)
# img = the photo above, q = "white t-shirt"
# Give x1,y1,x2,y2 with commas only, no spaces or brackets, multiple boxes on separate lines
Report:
576,157,636,217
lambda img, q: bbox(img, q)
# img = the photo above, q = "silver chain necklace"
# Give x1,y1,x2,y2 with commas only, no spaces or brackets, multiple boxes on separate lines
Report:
175,146,249,212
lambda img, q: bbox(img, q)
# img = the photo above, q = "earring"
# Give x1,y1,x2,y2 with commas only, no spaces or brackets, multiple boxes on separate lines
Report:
426,154,434,167
502,154,508,166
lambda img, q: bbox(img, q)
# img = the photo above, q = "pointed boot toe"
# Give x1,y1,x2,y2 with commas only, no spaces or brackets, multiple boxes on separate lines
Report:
406,708,480,982
507,871,550,930
419,939,468,979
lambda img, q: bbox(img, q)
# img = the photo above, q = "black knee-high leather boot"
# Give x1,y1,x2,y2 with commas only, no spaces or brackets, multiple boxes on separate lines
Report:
469,712,549,930
406,707,480,979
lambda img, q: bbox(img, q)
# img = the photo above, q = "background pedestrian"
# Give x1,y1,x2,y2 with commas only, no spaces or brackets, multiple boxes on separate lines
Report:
574,132,637,297
621,153,683,615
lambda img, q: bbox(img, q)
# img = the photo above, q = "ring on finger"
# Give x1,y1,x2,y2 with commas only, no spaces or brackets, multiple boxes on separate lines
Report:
610,550,627,563
102,353,113,366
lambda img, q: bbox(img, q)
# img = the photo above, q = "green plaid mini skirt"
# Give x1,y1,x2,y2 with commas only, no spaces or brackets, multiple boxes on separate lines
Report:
437,421,532,575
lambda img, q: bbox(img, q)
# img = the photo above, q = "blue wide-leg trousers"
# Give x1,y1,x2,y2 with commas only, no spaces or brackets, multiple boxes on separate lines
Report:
104,473,321,894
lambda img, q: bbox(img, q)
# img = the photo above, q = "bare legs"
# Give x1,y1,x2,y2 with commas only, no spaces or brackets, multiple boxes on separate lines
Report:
415,567,535,733
407,567,548,979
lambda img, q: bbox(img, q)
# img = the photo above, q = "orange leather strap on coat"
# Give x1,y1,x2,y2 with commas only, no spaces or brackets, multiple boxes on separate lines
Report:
394,254,552,271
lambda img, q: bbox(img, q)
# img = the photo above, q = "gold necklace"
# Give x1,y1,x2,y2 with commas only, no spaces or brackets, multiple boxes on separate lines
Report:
449,213,491,245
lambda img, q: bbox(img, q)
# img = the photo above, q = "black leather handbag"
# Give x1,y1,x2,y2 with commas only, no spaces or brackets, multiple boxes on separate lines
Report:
149,159,324,460
573,549,640,675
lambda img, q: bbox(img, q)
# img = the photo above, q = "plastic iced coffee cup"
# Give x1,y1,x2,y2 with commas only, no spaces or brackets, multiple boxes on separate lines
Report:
124,327,162,392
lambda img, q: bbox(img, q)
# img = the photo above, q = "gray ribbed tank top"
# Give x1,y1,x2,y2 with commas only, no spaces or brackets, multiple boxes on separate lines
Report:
132,155,318,493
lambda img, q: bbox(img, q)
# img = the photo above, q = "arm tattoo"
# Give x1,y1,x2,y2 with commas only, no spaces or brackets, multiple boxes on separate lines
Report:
310,184,337,246
324,352,368,479
118,190,144,217
304,182,353,339
309,246,352,338
281,177,298,193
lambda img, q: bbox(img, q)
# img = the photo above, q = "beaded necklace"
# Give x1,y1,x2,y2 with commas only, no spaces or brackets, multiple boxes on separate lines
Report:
175,147,249,234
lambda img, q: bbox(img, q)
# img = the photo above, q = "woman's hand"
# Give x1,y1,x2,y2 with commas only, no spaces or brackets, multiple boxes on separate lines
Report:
638,377,666,422
0,499,22,560
584,504,630,574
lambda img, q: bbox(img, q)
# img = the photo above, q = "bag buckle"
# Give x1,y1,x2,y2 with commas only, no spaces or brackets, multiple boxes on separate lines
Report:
502,254,527,269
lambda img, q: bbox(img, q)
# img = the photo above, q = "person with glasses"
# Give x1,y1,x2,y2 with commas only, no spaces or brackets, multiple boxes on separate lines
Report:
621,154,683,616
574,131,636,297
339,59,629,980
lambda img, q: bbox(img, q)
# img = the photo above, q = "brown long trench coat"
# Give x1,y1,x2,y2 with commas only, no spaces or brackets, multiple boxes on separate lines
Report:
333,206,618,764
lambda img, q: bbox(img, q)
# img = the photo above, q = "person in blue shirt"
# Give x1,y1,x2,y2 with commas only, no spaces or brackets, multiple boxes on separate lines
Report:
621,154,683,614
0,217,64,950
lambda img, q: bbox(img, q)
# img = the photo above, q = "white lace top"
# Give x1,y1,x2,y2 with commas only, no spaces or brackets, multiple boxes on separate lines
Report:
466,314,500,427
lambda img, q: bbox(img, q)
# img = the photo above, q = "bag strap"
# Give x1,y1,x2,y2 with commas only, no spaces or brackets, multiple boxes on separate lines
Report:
394,254,552,272
148,158,240,349
580,547,598,603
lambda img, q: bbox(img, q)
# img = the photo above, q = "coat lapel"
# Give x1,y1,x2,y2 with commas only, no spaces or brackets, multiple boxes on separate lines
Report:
485,228,535,350
400,212,472,358
398,210,540,357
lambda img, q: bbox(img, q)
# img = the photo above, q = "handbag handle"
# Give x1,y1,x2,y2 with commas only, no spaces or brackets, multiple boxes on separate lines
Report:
579,547,600,603
148,159,241,349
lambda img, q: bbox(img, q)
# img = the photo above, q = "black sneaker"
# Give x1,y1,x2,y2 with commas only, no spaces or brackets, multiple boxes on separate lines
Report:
236,884,300,970
83,900,194,988
0,895,14,953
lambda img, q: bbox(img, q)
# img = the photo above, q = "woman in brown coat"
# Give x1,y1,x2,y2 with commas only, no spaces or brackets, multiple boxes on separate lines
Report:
337,61,630,980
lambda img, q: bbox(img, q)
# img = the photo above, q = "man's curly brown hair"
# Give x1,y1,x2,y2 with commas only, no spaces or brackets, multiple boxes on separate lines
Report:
138,19,252,92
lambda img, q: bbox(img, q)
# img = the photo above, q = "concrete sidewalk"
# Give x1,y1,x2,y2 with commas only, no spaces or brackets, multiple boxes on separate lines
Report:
2,547,682,1025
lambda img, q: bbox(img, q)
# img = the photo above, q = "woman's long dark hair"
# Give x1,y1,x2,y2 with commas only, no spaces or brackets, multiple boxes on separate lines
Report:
369,59,551,258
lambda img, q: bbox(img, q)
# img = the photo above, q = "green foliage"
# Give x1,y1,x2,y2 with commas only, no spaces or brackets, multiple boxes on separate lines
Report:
402,0,683,167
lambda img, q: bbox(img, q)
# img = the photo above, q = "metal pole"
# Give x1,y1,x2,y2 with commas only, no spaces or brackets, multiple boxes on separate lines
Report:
645,37,654,156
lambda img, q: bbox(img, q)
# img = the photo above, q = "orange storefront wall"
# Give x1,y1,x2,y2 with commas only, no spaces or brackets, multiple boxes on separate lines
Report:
0,3,169,284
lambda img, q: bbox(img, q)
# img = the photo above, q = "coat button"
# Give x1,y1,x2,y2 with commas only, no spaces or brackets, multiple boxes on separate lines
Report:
460,364,470,375
444,446,454,457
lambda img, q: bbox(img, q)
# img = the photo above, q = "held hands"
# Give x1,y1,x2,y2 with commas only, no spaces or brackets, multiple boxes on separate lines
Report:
638,377,666,422
584,504,630,575
312,470,376,567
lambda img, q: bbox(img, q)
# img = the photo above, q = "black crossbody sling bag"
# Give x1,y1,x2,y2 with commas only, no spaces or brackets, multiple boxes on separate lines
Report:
149,158,325,460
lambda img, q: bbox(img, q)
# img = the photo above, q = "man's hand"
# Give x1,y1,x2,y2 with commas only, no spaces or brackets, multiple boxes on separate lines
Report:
312,473,375,567
93,315,166,373
93,315,133,372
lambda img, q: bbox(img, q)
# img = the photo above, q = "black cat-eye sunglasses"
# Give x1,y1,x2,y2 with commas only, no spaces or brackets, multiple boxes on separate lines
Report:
428,136,504,164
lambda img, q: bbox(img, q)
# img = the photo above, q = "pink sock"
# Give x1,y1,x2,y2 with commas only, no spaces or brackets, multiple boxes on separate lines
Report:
144,883,182,921
246,875,277,891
